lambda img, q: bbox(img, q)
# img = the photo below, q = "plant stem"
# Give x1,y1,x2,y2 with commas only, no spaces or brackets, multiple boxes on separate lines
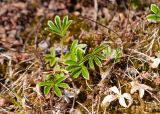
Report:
60,37,64,60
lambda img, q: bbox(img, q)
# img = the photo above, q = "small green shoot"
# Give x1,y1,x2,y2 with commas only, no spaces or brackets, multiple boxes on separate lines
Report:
146,4,160,21
48,15,72,37
38,73,69,97
65,40,89,79
65,41,108,80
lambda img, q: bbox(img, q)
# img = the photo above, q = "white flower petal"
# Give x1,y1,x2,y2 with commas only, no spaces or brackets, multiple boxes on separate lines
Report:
130,81,153,98
110,86,120,95
119,96,127,108
101,95,117,107
122,93,132,101
150,58,160,68
122,93,133,107
139,88,145,98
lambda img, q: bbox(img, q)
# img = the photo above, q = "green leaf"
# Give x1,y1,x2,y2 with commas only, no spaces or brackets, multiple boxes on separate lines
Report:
93,45,107,54
146,14,160,21
81,65,89,80
44,54,54,60
38,81,53,86
48,20,56,30
96,54,105,60
77,49,83,61
71,68,82,78
47,15,72,37
66,65,80,72
44,55,56,67
151,4,160,15
64,20,72,32
62,16,68,30
55,77,66,84
54,16,62,31
50,59,56,66
58,83,70,89
71,40,78,52
50,47,55,56
89,58,95,69
48,20,61,35
79,45,107,64
65,60,77,65
94,57,102,67
104,46,112,56
71,53,77,61
64,52,70,59
44,47,57,67
48,28,62,36
78,44,87,49
54,85,62,97
44,85,52,95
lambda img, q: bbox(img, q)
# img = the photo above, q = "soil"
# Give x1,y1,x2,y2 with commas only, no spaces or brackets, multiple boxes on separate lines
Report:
0,0,160,114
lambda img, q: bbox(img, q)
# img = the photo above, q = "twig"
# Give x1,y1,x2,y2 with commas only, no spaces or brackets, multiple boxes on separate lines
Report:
86,80,93,91
96,95,100,114
76,101,91,114
78,16,122,38
128,49,153,61
93,0,98,29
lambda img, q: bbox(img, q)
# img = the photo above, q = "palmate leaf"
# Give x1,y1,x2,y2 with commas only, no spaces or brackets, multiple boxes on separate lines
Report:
44,47,57,67
38,72,69,97
65,41,106,80
48,20,62,36
64,40,87,63
79,44,107,64
47,15,72,37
